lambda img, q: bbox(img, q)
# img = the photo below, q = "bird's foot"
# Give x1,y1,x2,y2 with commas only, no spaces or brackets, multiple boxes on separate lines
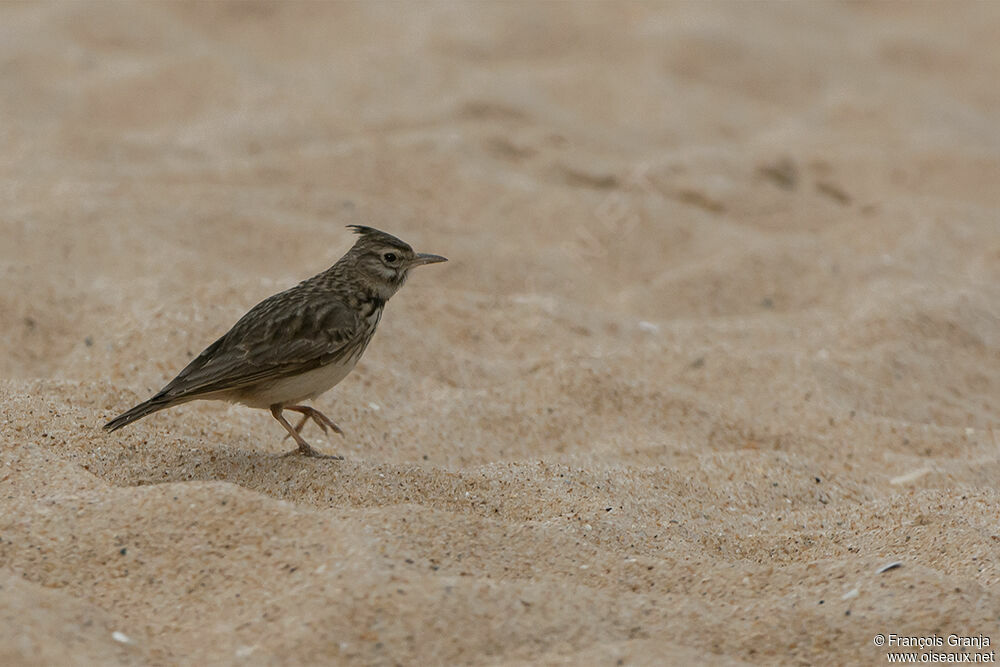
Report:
271,404,344,459
282,442,344,460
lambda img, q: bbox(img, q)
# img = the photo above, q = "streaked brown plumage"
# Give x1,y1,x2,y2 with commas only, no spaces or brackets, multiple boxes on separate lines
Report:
103,225,447,458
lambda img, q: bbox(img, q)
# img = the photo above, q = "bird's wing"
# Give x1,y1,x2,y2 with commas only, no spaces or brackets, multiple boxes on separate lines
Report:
154,288,362,402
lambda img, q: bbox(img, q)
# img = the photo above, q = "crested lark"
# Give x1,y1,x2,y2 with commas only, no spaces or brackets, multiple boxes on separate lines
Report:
104,226,447,458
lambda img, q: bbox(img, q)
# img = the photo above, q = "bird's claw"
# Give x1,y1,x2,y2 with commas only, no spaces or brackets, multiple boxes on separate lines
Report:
282,445,344,460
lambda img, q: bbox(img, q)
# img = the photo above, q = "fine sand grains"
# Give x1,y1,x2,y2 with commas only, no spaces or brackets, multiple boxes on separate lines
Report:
2,2,999,665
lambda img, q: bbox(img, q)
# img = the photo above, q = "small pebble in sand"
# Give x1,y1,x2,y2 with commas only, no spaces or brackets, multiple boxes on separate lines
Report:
890,468,931,485
111,631,133,644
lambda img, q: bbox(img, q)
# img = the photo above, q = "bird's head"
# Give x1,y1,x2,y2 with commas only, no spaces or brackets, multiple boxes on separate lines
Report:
343,225,447,300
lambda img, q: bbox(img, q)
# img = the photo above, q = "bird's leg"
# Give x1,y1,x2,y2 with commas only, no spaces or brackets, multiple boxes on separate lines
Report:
284,405,345,436
280,414,310,442
270,405,343,459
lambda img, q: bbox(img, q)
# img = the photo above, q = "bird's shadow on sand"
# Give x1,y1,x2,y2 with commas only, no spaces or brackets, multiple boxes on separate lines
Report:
89,440,471,513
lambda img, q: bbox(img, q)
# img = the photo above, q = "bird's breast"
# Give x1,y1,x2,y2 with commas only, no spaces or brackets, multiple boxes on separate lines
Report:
343,303,382,364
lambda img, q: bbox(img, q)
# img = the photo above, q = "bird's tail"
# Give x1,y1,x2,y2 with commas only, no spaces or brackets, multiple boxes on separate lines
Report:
103,395,173,432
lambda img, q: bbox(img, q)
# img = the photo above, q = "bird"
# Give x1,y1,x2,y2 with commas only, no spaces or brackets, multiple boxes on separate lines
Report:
103,225,447,458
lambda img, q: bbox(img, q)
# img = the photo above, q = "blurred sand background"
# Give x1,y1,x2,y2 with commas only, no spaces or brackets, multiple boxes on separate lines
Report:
2,2,999,664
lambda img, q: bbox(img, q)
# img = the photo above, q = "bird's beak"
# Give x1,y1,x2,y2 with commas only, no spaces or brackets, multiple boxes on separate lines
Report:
411,253,448,266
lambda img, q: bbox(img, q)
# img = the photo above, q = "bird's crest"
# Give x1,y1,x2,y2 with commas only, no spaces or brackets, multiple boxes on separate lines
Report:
346,225,412,251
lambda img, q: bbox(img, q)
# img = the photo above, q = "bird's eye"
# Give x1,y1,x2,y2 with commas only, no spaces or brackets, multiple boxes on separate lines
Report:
383,252,398,264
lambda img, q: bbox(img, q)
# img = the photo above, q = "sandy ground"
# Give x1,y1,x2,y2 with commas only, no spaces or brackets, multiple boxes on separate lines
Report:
2,2,999,665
